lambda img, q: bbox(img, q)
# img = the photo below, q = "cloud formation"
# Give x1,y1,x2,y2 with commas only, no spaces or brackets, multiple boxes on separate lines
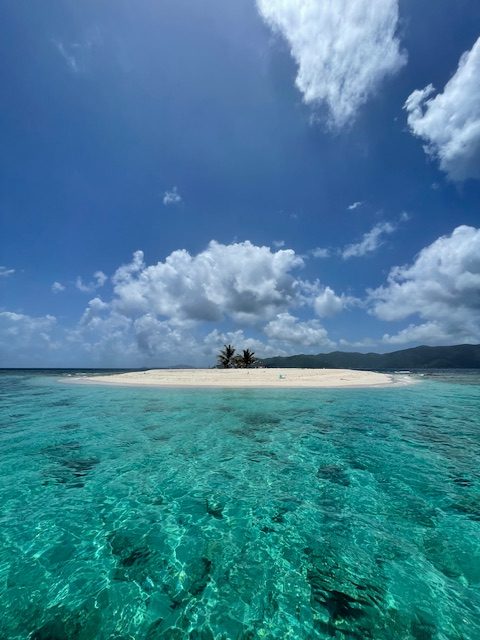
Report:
370,225,480,344
112,241,304,324
405,37,480,182
163,187,182,206
264,312,333,348
348,201,363,211
0,266,15,278
257,0,406,127
313,286,348,317
54,27,102,74
76,271,108,293
311,247,330,259
0,241,353,365
0,312,57,365
341,221,397,259
68,241,345,363
51,281,66,293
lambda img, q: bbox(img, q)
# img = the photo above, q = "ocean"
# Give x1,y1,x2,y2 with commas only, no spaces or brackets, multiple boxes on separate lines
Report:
1,369,479,639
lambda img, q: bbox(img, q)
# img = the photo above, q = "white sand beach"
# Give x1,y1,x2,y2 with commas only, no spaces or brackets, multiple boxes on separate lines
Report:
74,368,401,389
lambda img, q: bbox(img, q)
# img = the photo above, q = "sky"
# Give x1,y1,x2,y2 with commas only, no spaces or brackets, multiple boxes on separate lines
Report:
1,0,480,367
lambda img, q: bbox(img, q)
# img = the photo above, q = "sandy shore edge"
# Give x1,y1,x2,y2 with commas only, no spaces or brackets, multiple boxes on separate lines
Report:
64,368,413,389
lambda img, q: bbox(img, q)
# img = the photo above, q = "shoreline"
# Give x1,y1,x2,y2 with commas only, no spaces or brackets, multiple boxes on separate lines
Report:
64,368,414,389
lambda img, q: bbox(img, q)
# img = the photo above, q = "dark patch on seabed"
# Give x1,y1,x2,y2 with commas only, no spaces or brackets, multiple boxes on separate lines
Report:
47,398,76,408
305,548,385,638
59,422,80,431
142,555,214,637
242,412,282,427
29,597,106,640
449,496,480,521
205,498,224,519
317,464,351,487
41,441,81,456
30,618,75,640
107,530,158,583
247,449,279,462
189,557,212,596
452,476,474,487
41,441,100,488
147,621,216,639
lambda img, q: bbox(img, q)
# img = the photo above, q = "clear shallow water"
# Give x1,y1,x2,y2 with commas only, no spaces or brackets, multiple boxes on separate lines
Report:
1,371,480,639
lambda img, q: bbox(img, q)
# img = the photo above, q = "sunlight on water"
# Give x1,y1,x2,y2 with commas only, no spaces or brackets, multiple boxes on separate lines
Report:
0,371,479,639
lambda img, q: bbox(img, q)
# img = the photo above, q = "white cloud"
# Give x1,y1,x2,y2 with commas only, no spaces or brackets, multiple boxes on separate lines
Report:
51,281,65,293
111,241,304,324
0,312,58,365
53,27,102,74
69,307,139,366
311,247,330,259
381,322,460,346
405,37,480,182
339,337,376,349
264,312,334,348
76,271,108,293
341,221,397,259
79,296,110,325
0,266,15,278
272,240,285,248
69,241,344,363
55,41,81,73
313,286,347,317
132,314,196,359
0,311,56,337
370,225,480,344
1,241,353,365
348,201,363,211
257,0,406,127
163,187,182,206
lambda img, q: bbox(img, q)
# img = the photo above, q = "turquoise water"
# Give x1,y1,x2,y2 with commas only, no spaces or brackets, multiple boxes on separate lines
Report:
1,371,480,639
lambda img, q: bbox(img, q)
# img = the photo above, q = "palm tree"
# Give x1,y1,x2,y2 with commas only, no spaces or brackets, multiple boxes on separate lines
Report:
238,348,256,368
217,344,236,368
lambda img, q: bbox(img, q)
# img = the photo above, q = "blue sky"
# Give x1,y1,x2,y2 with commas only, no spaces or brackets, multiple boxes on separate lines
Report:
1,0,480,367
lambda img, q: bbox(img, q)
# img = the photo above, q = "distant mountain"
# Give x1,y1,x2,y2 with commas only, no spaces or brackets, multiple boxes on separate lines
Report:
261,344,480,370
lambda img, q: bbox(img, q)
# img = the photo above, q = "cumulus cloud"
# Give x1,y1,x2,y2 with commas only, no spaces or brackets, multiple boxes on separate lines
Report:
69,241,345,363
76,271,108,293
311,247,330,259
79,297,110,325
133,315,195,359
51,281,65,293
405,37,480,182
381,322,460,346
313,286,347,317
0,312,58,365
1,241,353,365
257,0,406,127
264,312,334,348
163,187,182,206
341,221,397,259
111,241,304,324
370,225,480,344
0,266,15,277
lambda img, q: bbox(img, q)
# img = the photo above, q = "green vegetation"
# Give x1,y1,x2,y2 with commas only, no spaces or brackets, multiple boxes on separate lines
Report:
216,344,236,368
216,345,257,369
261,344,480,370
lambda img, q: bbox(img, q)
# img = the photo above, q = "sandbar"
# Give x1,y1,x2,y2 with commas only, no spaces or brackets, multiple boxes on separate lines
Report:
71,368,407,389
